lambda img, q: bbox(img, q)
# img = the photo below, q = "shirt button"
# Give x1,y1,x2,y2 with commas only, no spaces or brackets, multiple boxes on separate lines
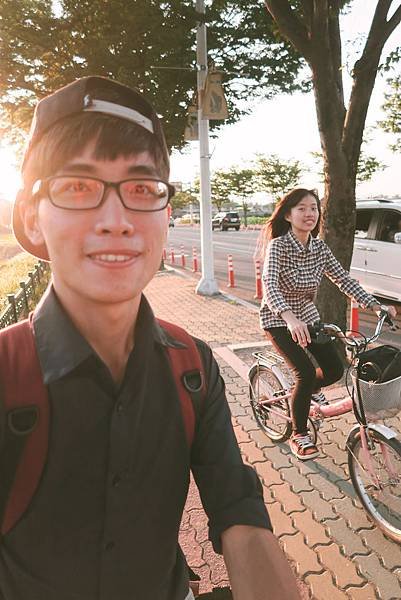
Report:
116,403,123,414
104,541,115,552
112,474,122,487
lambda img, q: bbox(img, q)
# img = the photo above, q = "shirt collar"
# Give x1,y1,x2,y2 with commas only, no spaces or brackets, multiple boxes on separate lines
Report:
286,229,315,253
33,286,176,384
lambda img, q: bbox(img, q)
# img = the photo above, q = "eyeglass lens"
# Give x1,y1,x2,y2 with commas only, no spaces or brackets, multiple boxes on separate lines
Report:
48,177,169,211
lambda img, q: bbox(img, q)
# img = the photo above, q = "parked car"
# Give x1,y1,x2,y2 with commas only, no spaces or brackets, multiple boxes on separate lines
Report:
350,199,401,302
212,211,241,231
169,216,175,227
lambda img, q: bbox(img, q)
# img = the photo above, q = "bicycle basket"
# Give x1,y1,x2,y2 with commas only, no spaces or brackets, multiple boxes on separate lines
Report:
351,371,401,421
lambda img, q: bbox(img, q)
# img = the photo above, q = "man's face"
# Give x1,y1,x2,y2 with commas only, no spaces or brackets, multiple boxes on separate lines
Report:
23,142,169,309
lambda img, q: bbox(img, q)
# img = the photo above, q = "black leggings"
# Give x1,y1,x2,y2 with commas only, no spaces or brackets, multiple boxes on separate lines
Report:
265,327,344,435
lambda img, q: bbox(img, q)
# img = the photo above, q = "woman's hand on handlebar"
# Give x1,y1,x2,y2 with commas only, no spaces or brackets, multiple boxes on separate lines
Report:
281,311,311,347
371,302,397,320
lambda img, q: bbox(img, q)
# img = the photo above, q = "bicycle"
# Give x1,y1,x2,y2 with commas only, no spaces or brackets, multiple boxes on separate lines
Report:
248,309,401,542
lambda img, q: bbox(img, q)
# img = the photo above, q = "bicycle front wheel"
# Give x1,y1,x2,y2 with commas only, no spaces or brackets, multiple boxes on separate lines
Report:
249,365,292,442
348,428,401,543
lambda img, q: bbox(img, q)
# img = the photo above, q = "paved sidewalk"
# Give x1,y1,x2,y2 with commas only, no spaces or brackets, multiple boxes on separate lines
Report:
145,270,401,600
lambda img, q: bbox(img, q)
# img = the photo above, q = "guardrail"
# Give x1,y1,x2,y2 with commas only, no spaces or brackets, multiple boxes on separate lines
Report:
0,261,51,329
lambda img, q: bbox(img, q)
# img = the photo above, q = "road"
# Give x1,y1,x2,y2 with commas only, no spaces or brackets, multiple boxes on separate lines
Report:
167,225,401,345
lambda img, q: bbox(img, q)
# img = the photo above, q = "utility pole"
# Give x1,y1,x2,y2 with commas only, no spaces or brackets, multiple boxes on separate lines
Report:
195,0,219,296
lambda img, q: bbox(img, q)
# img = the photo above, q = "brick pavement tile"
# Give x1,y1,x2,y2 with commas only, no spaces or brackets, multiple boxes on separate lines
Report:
324,519,368,556
232,424,252,444
355,554,401,599
305,571,349,600
360,529,401,570
180,510,191,531
282,466,315,494
253,459,284,486
185,479,203,511
320,442,349,468
267,501,297,537
307,473,345,502
292,511,331,547
299,489,337,521
239,440,266,464
257,442,293,470
345,584,379,599
234,414,261,432
315,455,349,483
280,532,322,575
226,401,248,418
248,428,272,448
333,497,375,532
188,509,209,545
179,526,205,568
201,542,229,587
315,544,364,588
271,480,304,514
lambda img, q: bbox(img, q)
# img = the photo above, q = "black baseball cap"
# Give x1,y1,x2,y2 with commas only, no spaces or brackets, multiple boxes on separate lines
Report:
13,76,170,260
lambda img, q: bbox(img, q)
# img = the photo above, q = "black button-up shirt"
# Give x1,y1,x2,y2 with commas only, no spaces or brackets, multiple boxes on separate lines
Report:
0,288,270,600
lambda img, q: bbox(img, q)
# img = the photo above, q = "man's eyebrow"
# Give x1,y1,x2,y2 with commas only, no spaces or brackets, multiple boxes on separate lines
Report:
59,163,160,177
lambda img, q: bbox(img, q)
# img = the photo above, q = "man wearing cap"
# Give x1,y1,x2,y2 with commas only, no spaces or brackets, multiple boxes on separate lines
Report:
2,77,300,600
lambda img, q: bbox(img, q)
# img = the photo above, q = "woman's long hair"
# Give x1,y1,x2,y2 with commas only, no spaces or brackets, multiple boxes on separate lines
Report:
256,188,321,260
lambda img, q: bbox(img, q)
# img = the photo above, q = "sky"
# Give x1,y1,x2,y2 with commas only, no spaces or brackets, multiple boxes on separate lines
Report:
0,0,400,203
169,0,401,200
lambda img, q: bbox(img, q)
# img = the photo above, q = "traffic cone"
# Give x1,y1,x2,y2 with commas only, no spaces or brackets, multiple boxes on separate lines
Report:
350,299,359,331
192,247,198,273
254,259,262,300
227,254,235,287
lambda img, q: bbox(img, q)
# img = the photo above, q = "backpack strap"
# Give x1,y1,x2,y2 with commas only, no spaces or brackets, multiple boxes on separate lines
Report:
0,316,49,536
156,319,205,447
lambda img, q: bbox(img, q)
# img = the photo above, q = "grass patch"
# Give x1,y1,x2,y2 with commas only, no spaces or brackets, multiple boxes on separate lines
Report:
0,253,40,312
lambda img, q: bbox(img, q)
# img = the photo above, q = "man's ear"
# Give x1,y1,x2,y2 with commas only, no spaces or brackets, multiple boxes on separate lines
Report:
19,199,46,247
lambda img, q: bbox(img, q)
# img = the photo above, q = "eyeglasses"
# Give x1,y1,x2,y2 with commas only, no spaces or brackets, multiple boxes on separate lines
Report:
32,176,175,212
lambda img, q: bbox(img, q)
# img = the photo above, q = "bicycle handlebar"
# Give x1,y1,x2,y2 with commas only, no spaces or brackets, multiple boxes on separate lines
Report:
308,308,398,351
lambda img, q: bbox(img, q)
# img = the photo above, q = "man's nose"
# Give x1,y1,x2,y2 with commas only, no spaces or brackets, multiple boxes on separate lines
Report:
94,188,135,236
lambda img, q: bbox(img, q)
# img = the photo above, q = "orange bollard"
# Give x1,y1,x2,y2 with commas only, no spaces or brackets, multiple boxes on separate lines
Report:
254,259,262,300
162,247,167,261
192,247,198,273
170,247,175,264
180,244,186,268
350,298,359,331
227,254,235,287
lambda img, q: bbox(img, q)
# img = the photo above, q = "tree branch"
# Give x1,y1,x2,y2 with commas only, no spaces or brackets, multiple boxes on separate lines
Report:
264,0,312,62
343,1,401,169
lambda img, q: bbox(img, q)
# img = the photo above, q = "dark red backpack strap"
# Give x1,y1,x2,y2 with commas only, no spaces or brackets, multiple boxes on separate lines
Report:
0,315,49,536
157,319,205,447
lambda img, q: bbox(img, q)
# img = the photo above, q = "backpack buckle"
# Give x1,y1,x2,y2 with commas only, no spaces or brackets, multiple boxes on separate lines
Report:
182,370,203,394
7,406,39,436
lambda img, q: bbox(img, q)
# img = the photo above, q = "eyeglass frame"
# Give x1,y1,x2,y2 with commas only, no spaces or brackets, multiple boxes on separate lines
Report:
32,175,176,212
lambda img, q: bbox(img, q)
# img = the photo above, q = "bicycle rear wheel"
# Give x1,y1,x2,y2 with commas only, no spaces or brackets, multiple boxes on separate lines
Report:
249,364,292,442
348,428,401,542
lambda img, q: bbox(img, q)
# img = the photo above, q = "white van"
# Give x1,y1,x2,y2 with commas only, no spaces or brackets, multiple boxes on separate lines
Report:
350,199,401,302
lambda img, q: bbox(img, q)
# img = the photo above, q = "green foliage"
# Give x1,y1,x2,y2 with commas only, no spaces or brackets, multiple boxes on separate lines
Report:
311,149,386,184
253,153,303,200
170,189,198,211
379,76,401,152
0,0,307,150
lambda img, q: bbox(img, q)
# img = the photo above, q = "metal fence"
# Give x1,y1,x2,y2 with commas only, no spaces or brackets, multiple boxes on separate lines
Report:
0,261,51,329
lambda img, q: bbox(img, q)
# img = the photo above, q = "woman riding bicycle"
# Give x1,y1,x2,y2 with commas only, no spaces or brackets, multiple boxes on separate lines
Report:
260,187,397,461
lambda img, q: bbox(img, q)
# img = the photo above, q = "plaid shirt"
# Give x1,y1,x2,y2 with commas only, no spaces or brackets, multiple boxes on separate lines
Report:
260,230,377,329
